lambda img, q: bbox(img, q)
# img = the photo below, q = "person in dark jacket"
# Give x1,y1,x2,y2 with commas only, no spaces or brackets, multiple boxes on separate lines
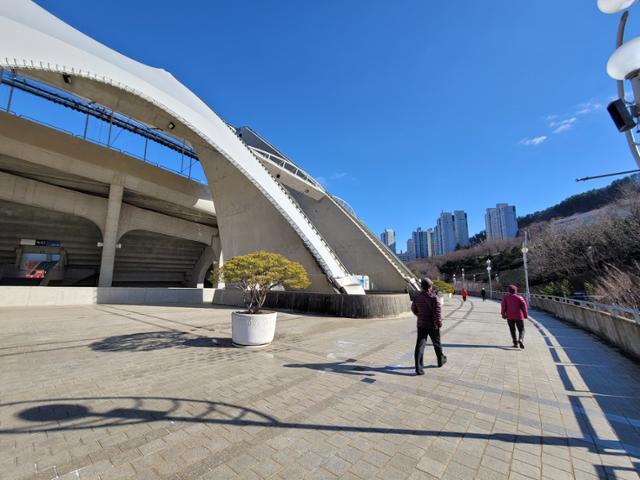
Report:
411,277,447,375
481,288,486,301
501,284,528,349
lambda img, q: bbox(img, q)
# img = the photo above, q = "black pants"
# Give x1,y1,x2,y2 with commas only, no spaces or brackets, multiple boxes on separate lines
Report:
415,327,443,371
507,320,525,341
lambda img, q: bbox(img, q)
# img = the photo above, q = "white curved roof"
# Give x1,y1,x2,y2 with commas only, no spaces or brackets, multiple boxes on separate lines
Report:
0,0,362,291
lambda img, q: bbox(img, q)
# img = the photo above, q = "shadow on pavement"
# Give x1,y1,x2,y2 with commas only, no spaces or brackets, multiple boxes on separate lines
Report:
441,343,515,351
282,360,417,377
0,394,637,477
529,312,640,476
90,331,232,352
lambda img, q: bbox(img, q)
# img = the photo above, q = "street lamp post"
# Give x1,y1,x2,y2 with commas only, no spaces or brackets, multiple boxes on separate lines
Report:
599,0,640,168
522,231,531,304
486,259,492,299
453,274,457,290
461,268,465,289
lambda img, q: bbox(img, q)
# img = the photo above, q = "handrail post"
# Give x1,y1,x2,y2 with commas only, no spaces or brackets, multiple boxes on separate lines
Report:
107,110,113,147
6,71,15,112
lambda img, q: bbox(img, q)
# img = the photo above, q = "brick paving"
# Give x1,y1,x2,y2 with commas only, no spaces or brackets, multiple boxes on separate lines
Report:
0,297,639,479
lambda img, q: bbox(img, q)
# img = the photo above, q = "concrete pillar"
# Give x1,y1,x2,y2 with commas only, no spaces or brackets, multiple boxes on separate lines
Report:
190,246,215,288
215,239,225,289
98,182,124,287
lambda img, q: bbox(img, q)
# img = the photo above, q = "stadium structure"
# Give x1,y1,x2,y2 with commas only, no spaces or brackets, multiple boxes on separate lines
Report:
0,1,418,306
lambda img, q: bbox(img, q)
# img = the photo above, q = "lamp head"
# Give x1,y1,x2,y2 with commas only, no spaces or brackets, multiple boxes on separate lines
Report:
598,0,637,13
608,37,640,80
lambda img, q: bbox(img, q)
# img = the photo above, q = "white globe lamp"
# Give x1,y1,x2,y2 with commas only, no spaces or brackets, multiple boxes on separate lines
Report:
598,0,638,14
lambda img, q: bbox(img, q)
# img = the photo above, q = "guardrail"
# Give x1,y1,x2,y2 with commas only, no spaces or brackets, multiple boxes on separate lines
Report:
468,286,640,324
530,293,640,324
247,146,324,191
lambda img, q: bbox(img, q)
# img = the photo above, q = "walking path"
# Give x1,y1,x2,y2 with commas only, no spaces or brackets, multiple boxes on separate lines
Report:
0,297,639,479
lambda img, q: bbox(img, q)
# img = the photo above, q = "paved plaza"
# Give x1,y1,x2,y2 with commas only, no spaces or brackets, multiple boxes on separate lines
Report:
0,298,639,480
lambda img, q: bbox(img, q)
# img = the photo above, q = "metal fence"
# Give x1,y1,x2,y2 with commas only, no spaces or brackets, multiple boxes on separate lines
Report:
466,283,640,325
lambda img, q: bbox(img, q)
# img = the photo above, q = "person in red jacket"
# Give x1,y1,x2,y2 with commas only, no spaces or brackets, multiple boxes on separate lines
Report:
411,278,447,375
461,287,468,302
501,285,528,349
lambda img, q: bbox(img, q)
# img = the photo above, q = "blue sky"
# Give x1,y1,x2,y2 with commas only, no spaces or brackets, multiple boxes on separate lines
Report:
33,1,640,249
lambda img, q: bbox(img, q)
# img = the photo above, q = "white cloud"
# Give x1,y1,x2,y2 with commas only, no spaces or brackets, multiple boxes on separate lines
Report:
549,117,577,134
316,172,348,187
519,136,548,146
575,101,603,116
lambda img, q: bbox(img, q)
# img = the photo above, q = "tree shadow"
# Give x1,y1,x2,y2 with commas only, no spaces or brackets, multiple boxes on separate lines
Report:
89,331,232,352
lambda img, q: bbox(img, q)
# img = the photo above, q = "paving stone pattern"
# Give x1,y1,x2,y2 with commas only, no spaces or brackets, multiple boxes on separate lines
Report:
0,298,639,479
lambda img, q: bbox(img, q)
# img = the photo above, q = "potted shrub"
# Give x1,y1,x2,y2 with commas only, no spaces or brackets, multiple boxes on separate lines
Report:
214,251,310,347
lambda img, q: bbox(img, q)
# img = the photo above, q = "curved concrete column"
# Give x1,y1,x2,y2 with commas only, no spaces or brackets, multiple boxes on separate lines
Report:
197,147,334,292
290,190,414,291
190,246,215,288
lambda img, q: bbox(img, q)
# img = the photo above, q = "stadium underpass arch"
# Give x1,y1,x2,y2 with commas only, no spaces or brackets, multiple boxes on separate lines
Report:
113,230,214,288
0,201,102,286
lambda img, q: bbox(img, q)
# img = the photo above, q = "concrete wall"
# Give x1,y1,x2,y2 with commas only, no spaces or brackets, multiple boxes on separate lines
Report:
530,296,640,362
212,288,411,318
0,286,215,306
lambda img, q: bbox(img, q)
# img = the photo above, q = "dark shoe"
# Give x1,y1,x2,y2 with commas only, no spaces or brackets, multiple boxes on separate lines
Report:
415,370,425,376
513,340,518,348
519,340,525,349
437,356,447,367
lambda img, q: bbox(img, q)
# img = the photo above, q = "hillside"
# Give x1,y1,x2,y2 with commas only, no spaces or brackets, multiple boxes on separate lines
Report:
517,174,640,229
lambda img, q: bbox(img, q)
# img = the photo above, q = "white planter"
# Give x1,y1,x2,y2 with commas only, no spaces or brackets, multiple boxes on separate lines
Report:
231,311,277,347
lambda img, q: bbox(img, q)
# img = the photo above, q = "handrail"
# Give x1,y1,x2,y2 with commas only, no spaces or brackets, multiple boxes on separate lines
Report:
467,286,640,324
531,293,640,323
247,146,324,191
0,71,205,184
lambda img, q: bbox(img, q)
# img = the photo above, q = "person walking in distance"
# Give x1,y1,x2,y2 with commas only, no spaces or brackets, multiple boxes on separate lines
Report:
461,287,468,302
501,284,528,349
481,288,486,301
412,278,447,375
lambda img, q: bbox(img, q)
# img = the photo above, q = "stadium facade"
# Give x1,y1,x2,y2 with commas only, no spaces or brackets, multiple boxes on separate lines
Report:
0,1,417,302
